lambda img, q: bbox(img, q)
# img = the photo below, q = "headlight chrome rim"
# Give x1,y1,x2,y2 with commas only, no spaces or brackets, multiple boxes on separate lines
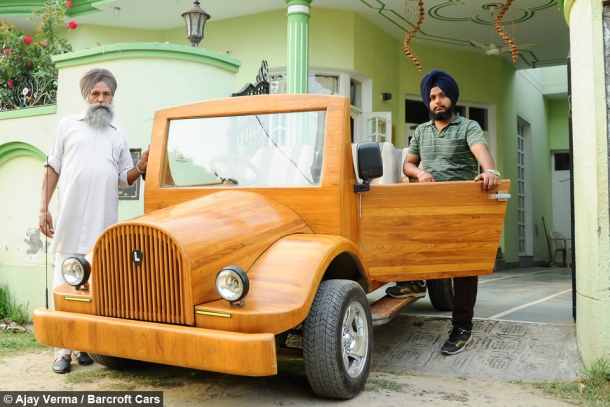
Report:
61,255,91,287
215,266,249,303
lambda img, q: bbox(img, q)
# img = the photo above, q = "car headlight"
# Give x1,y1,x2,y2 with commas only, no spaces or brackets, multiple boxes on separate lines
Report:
216,266,249,305
61,256,91,287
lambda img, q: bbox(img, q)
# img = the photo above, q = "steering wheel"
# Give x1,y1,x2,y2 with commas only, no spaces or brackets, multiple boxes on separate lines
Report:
209,154,260,186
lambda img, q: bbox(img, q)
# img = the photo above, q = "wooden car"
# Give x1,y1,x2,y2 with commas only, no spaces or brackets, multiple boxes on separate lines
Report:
34,94,510,399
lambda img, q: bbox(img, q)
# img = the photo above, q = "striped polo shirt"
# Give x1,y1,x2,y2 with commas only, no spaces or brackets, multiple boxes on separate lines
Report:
408,115,487,181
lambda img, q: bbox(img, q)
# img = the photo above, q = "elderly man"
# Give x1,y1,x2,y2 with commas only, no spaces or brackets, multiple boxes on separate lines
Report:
39,68,149,373
386,69,499,355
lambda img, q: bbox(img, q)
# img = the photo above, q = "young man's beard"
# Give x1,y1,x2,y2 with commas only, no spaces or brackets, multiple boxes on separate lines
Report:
429,105,454,121
85,102,114,129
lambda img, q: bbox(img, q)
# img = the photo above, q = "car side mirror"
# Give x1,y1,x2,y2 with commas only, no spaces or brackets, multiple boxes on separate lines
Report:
354,141,383,192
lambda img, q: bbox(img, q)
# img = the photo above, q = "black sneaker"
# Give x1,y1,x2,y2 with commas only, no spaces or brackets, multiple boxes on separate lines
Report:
385,281,427,299
441,328,472,355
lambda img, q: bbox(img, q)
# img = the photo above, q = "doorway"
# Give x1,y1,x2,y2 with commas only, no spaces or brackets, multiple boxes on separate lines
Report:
551,152,572,240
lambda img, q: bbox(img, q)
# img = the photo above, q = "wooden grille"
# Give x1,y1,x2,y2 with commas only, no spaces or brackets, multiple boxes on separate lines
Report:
93,225,188,325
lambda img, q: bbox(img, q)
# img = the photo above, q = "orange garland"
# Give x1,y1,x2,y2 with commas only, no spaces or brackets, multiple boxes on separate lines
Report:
494,0,519,62
403,0,424,71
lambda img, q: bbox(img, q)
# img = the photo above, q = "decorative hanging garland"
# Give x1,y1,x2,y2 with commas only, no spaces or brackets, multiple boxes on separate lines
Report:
494,0,519,62
403,0,425,71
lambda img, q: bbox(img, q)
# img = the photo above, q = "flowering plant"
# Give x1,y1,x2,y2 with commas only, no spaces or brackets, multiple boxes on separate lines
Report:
0,1,76,110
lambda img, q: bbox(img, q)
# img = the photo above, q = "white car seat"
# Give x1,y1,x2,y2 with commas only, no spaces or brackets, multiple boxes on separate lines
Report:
352,142,398,184
250,145,316,186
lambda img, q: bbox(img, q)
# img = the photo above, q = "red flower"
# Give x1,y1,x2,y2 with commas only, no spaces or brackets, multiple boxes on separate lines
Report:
68,21,77,30
25,61,34,70
65,1,72,8
2,48,8,55
7,80,13,87
40,40,48,48
23,36,32,45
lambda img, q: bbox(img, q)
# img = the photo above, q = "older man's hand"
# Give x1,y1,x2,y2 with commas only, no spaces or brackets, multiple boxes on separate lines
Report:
137,148,149,172
39,212,55,238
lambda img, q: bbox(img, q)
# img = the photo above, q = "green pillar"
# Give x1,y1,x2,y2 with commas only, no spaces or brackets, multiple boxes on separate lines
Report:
285,0,312,94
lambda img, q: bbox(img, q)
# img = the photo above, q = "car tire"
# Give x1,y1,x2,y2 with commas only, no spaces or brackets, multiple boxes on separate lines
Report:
428,278,454,311
303,279,373,399
88,353,132,370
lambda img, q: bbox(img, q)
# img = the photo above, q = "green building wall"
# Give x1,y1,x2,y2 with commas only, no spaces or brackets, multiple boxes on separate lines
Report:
549,99,569,151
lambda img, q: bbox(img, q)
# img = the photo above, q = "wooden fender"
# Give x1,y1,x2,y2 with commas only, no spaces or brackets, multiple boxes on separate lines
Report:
91,190,311,326
195,234,371,334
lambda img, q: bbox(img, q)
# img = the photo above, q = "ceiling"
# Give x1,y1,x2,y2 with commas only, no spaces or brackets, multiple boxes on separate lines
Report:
5,0,569,70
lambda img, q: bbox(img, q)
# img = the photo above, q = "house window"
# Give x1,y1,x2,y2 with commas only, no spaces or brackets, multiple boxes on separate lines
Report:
350,78,362,109
554,152,570,171
270,74,339,96
405,99,429,124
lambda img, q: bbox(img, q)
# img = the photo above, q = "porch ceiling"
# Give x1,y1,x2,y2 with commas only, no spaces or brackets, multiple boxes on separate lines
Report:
5,0,569,70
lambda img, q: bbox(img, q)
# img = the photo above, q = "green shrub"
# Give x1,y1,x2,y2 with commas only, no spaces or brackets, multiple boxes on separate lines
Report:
0,283,30,326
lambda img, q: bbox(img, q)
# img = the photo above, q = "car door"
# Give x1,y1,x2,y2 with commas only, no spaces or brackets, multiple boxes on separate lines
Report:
359,180,510,282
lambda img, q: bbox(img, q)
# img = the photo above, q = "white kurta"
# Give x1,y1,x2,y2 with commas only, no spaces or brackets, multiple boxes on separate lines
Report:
46,114,132,254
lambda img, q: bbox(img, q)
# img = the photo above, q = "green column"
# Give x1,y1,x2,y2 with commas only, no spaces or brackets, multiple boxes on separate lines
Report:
285,0,312,94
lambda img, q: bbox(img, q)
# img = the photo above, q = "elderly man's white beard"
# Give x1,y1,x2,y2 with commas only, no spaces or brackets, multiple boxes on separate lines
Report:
85,102,114,129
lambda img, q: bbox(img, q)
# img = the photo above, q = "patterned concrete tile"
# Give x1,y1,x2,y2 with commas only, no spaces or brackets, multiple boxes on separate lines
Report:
371,315,583,381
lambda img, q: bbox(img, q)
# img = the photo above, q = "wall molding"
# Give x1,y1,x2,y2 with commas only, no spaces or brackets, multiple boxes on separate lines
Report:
0,141,46,166
0,105,57,121
52,42,241,73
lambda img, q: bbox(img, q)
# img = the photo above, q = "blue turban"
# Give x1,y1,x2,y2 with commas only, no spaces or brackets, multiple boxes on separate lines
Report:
420,69,459,108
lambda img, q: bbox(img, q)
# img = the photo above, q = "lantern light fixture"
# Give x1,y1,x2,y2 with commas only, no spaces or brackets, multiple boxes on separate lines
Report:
181,0,211,47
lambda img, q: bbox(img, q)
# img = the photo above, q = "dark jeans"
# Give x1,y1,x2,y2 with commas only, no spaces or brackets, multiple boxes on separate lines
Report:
452,275,478,331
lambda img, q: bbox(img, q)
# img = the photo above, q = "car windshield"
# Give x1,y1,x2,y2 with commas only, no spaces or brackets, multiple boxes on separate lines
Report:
163,110,327,188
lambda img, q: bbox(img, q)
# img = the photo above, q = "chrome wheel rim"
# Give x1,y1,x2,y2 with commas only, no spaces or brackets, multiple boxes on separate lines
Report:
341,301,369,378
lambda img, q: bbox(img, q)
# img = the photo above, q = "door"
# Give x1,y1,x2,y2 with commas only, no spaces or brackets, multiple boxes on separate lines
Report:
359,180,511,282
552,152,572,240
361,112,392,143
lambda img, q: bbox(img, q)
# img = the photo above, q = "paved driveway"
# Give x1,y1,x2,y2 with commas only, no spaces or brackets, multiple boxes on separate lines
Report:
368,267,582,381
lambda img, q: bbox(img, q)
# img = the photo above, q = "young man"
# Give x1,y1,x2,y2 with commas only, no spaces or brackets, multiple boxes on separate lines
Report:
39,68,149,373
386,69,500,355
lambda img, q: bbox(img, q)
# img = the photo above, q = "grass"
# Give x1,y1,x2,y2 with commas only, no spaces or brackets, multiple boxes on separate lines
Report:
365,378,410,393
0,331,48,359
66,366,185,389
0,283,30,326
532,359,610,406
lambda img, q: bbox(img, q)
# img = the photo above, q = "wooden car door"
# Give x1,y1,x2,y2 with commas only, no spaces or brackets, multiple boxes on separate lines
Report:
359,180,510,283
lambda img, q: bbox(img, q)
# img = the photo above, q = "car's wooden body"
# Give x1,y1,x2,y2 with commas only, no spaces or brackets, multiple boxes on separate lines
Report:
35,94,509,380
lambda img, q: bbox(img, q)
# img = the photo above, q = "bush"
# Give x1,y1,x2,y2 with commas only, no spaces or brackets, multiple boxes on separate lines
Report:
0,0,76,110
0,283,30,326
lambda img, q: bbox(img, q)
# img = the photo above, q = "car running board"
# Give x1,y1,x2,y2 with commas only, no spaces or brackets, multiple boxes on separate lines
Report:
370,295,419,326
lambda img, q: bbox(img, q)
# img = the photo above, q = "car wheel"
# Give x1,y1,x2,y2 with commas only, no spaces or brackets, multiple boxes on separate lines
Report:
428,278,454,311
88,353,132,370
303,280,373,399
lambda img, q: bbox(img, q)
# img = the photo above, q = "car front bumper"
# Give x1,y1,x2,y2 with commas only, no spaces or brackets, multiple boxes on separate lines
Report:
33,308,277,376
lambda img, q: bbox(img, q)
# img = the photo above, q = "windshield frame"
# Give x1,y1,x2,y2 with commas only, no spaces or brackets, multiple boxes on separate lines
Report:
162,109,327,189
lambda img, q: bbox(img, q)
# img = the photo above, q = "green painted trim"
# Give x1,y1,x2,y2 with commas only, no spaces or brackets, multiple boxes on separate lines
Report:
360,0,559,66
429,0,554,25
0,142,46,166
563,0,573,25
91,0,118,7
0,0,101,17
285,0,313,6
0,105,56,121
52,43,241,73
